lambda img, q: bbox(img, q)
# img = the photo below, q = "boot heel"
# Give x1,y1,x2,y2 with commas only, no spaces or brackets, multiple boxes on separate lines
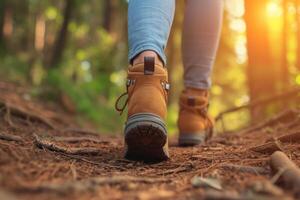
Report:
178,128,213,146
124,113,169,162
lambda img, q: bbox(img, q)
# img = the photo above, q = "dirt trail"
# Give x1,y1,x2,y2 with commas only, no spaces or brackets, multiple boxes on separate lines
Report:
0,81,300,200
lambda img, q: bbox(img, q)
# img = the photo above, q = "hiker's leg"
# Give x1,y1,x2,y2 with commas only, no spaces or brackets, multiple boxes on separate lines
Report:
128,0,175,66
182,0,223,89
122,0,175,161
178,0,223,146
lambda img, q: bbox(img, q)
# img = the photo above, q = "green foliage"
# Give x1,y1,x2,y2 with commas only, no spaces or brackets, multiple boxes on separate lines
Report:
0,54,30,83
45,68,126,133
42,24,128,132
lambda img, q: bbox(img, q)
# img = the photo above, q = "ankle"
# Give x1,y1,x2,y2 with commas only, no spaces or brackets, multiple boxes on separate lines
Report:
132,51,163,66
184,87,208,96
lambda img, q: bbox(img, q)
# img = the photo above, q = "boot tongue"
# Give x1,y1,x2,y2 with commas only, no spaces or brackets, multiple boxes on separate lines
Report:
182,88,209,114
129,56,166,74
185,88,208,97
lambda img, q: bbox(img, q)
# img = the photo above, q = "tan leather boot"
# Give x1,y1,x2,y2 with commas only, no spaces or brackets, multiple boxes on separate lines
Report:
177,88,213,146
115,57,170,161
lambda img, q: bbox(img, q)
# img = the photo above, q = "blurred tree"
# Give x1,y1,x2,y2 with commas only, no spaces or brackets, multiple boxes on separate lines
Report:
49,0,74,68
166,0,184,105
244,0,275,119
0,0,5,53
297,0,300,71
103,0,117,33
281,0,289,88
2,0,13,53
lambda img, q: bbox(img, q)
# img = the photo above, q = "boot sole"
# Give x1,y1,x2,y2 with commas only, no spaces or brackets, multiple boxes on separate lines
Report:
124,113,169,162
178,129,212,146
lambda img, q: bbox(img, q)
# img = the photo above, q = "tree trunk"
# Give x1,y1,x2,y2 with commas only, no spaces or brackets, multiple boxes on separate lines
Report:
244,0,275,120
296,0,300,71
2,2,13,51
0,0,6,53
103,0,118,34
281,0,289,89
103,0,112,32
48,0,73,68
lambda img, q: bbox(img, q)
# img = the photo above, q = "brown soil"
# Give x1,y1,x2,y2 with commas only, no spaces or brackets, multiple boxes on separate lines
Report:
0,81,300,200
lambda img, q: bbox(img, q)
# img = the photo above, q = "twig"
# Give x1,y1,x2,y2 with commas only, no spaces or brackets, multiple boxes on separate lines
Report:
14,176,171,194
216,88,300,122
52,136,109,144
0,132,22,142
270,167,287,184
240,109,299,134
4,107,14,127
156,163,194,176
270,151,300,196
34,134,102,155
69,162,78,180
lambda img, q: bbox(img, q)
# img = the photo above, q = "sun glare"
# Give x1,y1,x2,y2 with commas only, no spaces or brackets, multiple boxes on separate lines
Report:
266,1,282,18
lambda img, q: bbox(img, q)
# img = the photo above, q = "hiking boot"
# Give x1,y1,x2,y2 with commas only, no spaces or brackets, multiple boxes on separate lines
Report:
115,57,170,161
177,88,213,146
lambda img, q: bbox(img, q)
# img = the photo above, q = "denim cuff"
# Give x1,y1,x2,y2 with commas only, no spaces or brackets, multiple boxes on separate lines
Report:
128,45,167,66
184,80,211,90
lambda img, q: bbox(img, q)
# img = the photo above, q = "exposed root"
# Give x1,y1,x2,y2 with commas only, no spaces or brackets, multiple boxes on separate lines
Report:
0,101,56,129
248,141,283,154
240,109,300,134
34,134,102,155
216,88,300,123
274,131,300,144
0,132,22,142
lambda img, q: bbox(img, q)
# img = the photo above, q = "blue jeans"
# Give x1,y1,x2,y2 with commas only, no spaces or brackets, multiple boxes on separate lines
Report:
128,0,223,89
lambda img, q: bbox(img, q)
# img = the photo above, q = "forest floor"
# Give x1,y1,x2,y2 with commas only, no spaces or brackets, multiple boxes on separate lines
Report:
0,81,300,200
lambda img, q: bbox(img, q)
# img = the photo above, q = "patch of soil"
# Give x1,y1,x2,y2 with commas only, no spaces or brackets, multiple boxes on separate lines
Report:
0,81,299,200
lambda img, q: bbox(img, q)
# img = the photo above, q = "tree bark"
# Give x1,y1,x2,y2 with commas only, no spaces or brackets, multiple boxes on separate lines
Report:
244,0,275,119
48,0,73,68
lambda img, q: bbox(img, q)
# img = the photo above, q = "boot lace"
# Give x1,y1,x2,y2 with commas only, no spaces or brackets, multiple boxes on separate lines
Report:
115,91,128,115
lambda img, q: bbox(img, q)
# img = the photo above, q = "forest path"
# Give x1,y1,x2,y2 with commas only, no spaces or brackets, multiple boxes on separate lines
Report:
0,81,300,200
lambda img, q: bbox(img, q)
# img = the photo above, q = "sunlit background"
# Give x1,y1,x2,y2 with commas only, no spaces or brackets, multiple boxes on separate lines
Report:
0,0,299,134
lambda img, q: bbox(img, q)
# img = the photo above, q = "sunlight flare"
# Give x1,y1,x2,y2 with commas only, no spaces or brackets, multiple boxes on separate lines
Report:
266,0,283,18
